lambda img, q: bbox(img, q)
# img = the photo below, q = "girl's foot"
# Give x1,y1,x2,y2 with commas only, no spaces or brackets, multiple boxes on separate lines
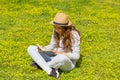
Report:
48,68,59,78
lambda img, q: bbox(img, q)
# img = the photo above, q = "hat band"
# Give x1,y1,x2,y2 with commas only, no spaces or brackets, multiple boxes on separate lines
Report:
53,21,68,25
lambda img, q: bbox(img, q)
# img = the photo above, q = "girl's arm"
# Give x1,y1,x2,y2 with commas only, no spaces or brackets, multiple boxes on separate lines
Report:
43,32,56,51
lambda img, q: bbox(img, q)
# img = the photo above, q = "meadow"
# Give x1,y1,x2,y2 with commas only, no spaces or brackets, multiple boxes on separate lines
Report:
0,0,120,80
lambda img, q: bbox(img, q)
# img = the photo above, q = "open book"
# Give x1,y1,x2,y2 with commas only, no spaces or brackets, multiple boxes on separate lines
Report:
37,44,56,56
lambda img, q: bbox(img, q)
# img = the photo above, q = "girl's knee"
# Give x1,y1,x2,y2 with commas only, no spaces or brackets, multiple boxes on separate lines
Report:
57,54,67,59
54,54,68,62
27,45,37,54
27,45,36,50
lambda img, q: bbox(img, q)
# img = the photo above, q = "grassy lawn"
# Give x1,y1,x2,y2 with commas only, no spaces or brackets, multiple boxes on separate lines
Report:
0,0,120,80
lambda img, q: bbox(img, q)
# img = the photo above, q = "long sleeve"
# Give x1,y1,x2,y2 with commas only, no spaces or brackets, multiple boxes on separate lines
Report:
44,32,56,51
66,31,80,60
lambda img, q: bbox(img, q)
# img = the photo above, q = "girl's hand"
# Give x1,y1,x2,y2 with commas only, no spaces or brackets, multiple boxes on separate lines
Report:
53,50,66,55
37,47,42,53
37,44,44,52
53,50,62,54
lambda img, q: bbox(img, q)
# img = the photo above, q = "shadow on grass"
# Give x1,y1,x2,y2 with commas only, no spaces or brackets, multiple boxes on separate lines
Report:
76,54,83,68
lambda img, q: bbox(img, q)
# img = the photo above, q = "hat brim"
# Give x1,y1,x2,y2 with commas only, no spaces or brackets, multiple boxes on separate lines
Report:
50,20,72,26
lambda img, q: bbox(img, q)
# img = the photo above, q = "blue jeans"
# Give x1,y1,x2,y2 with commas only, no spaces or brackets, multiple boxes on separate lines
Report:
27,45,74,74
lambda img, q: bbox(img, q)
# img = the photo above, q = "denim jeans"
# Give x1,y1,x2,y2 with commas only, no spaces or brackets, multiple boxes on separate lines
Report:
27,45,74,74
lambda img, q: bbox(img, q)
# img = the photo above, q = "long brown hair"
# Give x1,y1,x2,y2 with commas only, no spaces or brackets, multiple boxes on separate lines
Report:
54,25,80,52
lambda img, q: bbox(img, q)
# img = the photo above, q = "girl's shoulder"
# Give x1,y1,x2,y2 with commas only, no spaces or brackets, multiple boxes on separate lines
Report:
71,30,80,37
71,30,80,41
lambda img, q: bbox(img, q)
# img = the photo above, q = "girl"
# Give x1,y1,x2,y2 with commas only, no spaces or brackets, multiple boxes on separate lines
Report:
27,13,80,78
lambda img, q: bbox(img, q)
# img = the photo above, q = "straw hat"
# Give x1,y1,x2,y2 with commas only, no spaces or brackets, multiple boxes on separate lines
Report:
50,13,72,26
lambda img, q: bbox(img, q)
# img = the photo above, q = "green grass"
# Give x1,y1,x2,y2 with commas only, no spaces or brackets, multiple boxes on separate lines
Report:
0,0,120,80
